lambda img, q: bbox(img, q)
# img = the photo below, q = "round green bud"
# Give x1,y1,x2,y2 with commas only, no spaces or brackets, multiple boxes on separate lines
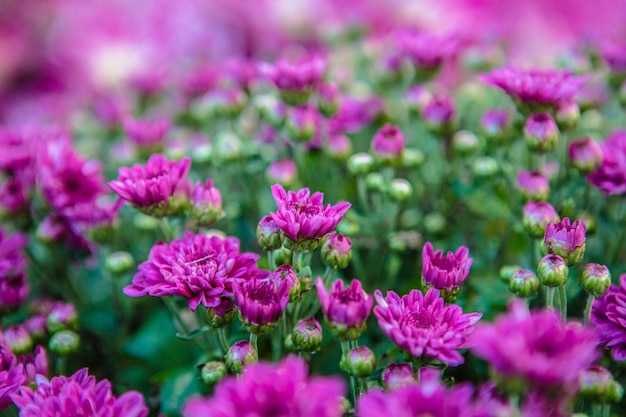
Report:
273,246,293,267
133,213,160,231
340,346,377,378
453,130,480,155
49,330,80,355
581,263,611,297
292,317,323,353
388,179,413,202
105,251,134,275
579,366,624,404
537,254,569,287
401,148,425,168
423,212,446,234
499,265,522,284
365,172,385,192
201,361,228,385
347,152,375,176
509,269,539,298
225,340,258,374
472,157,499,178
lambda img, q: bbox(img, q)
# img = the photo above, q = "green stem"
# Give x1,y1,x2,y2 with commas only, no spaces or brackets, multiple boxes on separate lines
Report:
56,355,67,376
341,341,357,405
159,218,174,242
592,404,602,417
584,294,595,325
321,266,335,287
558,285,567,319
162,297,191,334
603,404,610,417
546,287,555,309
250,333,259,354
217,328,230,354
268,251,277,270
357,175,369,215
292,251,303,271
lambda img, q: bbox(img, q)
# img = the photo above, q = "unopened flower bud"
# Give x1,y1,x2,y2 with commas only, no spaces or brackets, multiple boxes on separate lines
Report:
537,254,569,287
286,106,317,142
423,95,455,134
207,298,237,328
472,157,499,178
347,152,375,176
266,159,297,187
556,101,580,131
405,84,432,114
257,215,283,251
24,315,48,341
423,212,446,234
544,218,586,266
517,171,549,201
321,232,352,269
273,246,293,266
191,180,225,227
214,131,242,162
524,112,559,153
371,124,405,165
579,366,624,404
5,325,33,354
523,202,560,238
568,137,602,173
382,363,416,389
292,317,323,352
341,346,377,378
225,340,258,374
401,148,425,168
49,330,80,355
581,263,611,297
453,130,480,155
388,179,413,202
325,134,353,160
481,109,510,142
105,251,134,275
254,94,286,127
201,361,228,385
365,172,385,192
47,303,78,333
317,83,340,117
509,269,539,298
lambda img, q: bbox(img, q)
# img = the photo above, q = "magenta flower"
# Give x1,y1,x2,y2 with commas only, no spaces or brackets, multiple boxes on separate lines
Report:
568,137,602,173
11,368,148,417
544,218,586,266
124,232,262,311
371,124,405,163
601,41,626,74
0,228,29,308
259,55,326,105
0,334,25,411
516,170,549,201
480,66,588,111
422,95,455,131
316,278,373,340
123,117,169,149
481,109,510,139
524,112,559,153
183,356,344,417
394,30,460,71
233,270,292,334
270,184,351,251
588,130,626,195
374,289,481,366
471,300,599,395
321,232,352,269
357,368,476,417
190,179,225,227
108,154,191,217
266,159,297,186
591,274,626,361
523,201,560,238
421,242,472,301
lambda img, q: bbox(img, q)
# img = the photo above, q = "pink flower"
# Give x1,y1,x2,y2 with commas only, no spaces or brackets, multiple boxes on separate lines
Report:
516,170,549,201
270,184,351,252
591,274,626,361
544,218,586,266
421,242,472,299
568,137,602,173
259,54,326,92
371,124,405,163
0,228,29,308
108,154,191,217
190,179,224,227
374,289,481,366
394,29,460,70
316,278,373,340
11,368,148,417
266,159,297,186
0,334,25,411
472,300,599,396
480,66,588,111
123,117,169,149
588,130,626,195
124,232,262,311
182,356,344,417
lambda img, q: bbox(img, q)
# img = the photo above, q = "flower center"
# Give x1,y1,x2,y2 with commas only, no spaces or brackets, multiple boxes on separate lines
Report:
288,202,321,216
249,282,276,305
406,310,437,329
336,289,361,303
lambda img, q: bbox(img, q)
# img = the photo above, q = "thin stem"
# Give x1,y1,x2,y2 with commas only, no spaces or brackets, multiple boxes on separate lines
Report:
356,175,369,215
546,287,555,309
603,404,610,417
250,333,259,354
268,251,277,270
159,218,174,242
584,294,595,325
341,341,357,405
162,296,191,334
321,266,335,287
592,404,602,417
217,328,230,354
56,356,67,376
558,285,567,319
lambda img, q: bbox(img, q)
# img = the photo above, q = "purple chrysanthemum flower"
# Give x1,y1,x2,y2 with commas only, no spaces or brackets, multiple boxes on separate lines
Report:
421,242,472,300
357,367,476,417
0,334,25,411
108,153,191,217
394,30,460,71
0,228,29,308
422,94,455,131
588,130,626,195
544,217,586,266
124,232,262,311
517,170,549,201
471,300,599,395
371,124,405,163
601,41,626,74
123,117,169,149
11,368,148,417
480,66,588,112
316,278,373,340
266,158,297,186
183,356,344,417
374,289,481,366
568,137,602,173
270,184,351,252
591,274,626,361
481,109,510,139
259,55,326,94
233,269,292,334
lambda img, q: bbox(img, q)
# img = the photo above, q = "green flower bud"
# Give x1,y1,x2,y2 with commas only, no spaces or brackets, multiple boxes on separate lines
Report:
133,213,160,231
49,330,80,355
214,131,242,163
401,148,425,168
499,265,522,284
472,156,499,178
509,269,539,298
340,346,377,378
273,246,293,266
201,361,228,385
537,254,569,287
225,340,258,374
388,179,413,202
423,213,446,234
321,232,352,269
365,173,385,192
347,152,375,176
207,298,237,328
105,251,134,275
581,263,611,297
579,366,624,404
292,317,323,353
453,130,480,155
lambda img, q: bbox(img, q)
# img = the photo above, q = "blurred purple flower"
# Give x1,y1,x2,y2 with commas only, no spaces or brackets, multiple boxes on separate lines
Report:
123,117,169,149
371,123,405,163
17,345,48,385
471,300,599,395
516,170,549,201
374,288,481,366
524,112,559,153
11,368,148,417
522,201,560,237
124,232,262,311
108,153,191,217
421,242,472,298
481,109,509,138
422,94,455,130
568,137,602,173
316,278,373,340
601,41,626,73
0,228,29,308
183,356,344,417
270,184,350,252
588,130,626,195
591,274,626,361
395,29,460,70
480,66,588,111
0,333,25,411
259,54,326,93
267,158,297,186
